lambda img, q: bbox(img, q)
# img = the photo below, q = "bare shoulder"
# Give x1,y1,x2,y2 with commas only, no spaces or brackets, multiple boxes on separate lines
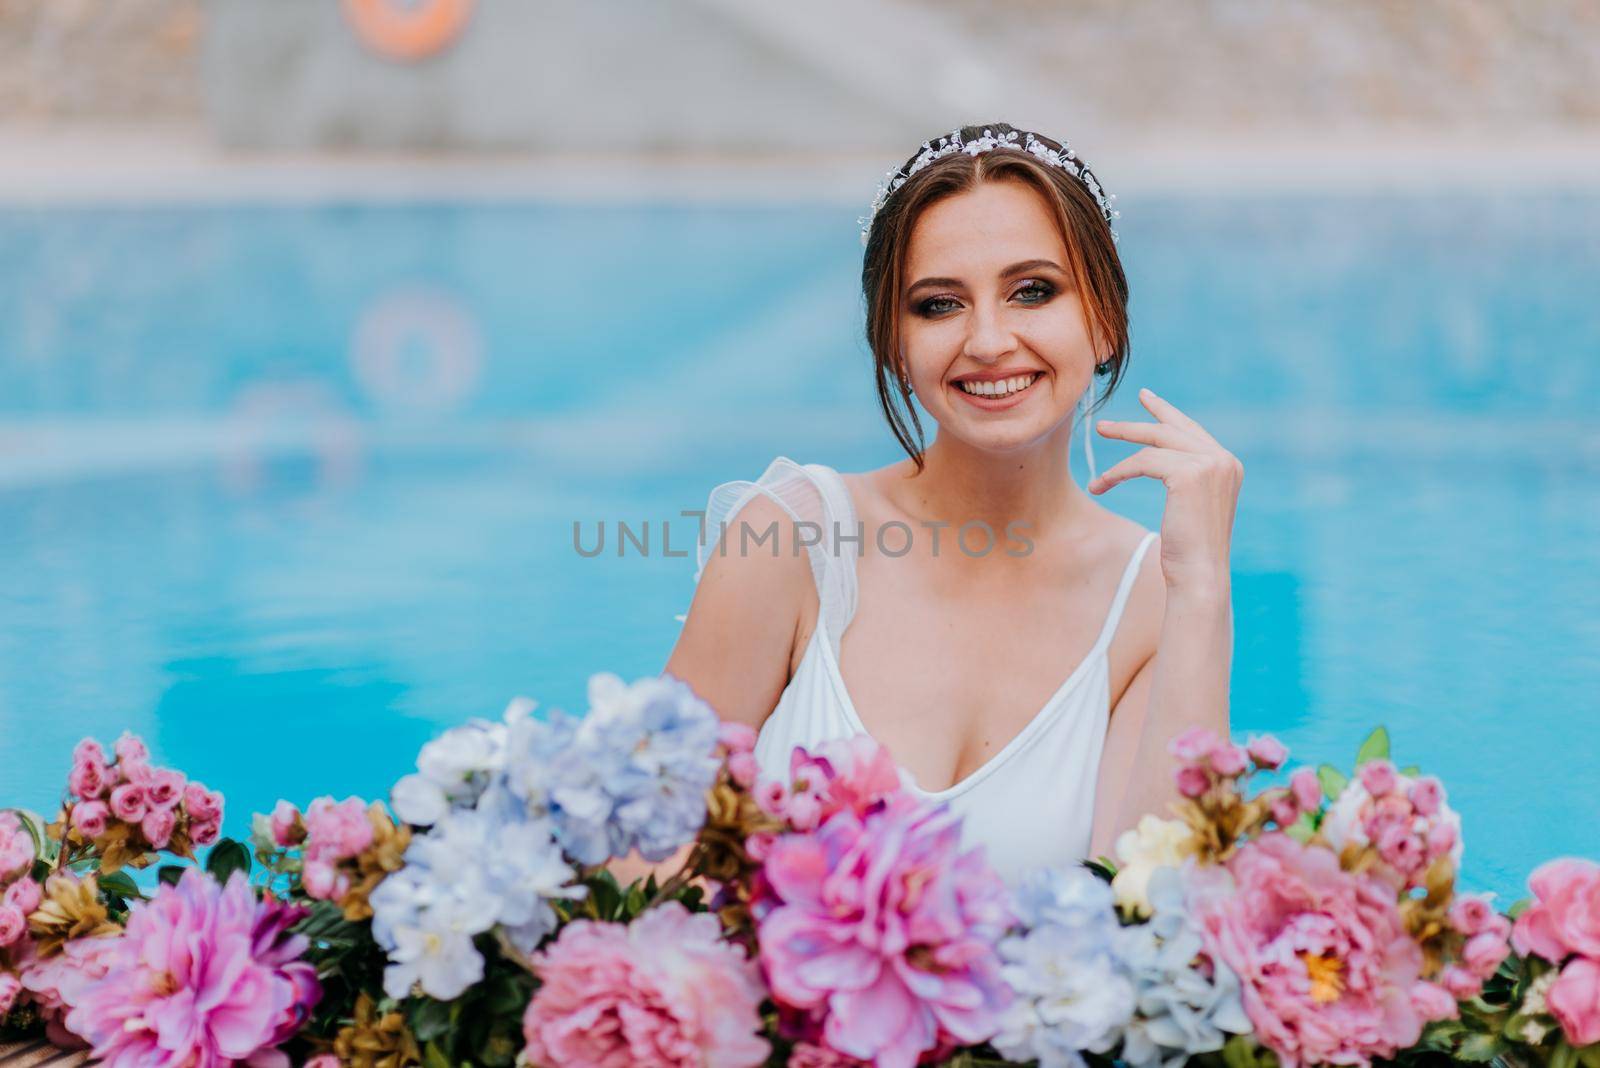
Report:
1095,509,1165,705
662,490,816,733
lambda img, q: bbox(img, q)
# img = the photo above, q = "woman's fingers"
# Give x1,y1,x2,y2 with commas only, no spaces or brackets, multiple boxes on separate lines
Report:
1138,387,1220,448
1087,446,1199,494
1096,418,1189,450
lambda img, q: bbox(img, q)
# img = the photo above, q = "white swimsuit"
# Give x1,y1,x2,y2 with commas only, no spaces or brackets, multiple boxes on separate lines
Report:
689,455,1157,886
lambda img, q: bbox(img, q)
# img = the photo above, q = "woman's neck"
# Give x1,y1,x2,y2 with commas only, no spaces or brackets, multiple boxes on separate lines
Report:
884,424,1097,541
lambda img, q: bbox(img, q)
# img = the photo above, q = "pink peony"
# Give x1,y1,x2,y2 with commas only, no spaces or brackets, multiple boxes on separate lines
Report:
0,811,35,879
1512,858,1600,963
1549,957,1600,1047
4,876,42,915
788,1042,869,1067
522,900,769,1068
1409,980,1458,1023
754,788,1015,1068
1248,735,1289,769
788,735,904,824
1439,964,1482,1000
108,783,148,823
71,800,110,839
0,972,19,1016
16,933,120,1048
66,869,320,1068
303,1056,340,1068
1462,931,1510,980
1169,726,1221,763
1186,832,1430,1068
1290,768,1323,813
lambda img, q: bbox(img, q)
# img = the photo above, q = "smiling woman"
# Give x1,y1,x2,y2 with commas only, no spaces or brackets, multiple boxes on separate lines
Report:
659,122,1242,889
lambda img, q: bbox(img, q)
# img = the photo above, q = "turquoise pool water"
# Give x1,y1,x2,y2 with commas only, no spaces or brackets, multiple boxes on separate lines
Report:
0,195,1595,900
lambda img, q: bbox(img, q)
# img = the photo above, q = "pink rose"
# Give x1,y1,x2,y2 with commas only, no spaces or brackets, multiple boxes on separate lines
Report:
1512,858,1600,963
0,973,19,1017
755,780,787,818
72,800,111,839
523,901,770,1068
113,732,149,764
1462,931,1510,980
1408,776,1443,817
270,800,304,847
0,813,36,879
118,756,154,786
1270,794,1301,828
304,1056,340,1068
109,783,148,823
4,877,42,916
718,720,758,754
728,751,759,790
305,797,375,861
1247,735,1289,769
1358,759,1398,798
1409,980,1459,1023
1210,744,1250,777
1549,957,1600,1047
301,859,343,900
72,738,107,767
1425,820,1458,861
183,782,223,823
1169,726,1221,763
1290,767,1322,813
1439,964,1482,1000
147,768,186,809
1176,764,1211,799
0,904,27,946
1376,824,1426,877
141,807,176,850
788,1042,868,1068
68,757,109,800
1448,894,1495,936
190,817,221,847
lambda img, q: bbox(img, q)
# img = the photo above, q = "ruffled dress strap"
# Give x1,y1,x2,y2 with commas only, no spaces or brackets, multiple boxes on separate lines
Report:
681,456,860,661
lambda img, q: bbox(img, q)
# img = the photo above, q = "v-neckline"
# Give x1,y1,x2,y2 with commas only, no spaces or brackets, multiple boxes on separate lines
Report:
810,622,1111,800
810,468,1118,801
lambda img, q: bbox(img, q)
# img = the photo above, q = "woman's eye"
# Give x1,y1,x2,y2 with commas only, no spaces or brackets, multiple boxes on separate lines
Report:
917,296,960,316
1014,280,1054,304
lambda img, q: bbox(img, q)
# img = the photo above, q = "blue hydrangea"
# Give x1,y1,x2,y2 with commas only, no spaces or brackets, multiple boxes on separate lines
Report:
495,672,722,866
993,865,1137,1068
1115,865,1252,1068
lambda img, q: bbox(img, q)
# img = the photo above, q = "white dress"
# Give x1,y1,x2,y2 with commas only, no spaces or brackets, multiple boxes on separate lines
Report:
689,455,1157,886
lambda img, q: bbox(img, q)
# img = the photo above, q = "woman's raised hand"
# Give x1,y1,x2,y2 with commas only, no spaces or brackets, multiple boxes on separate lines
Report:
1089,387,1242,594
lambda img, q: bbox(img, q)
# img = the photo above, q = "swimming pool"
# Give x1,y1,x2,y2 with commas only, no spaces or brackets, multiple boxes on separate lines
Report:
0,194,1594,901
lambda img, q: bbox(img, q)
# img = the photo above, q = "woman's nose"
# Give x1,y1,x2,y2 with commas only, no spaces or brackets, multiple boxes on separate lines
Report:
962,303,1018,362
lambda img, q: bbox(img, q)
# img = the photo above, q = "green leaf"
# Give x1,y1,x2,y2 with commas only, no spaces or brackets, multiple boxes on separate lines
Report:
1400,765,1421,777
410,997,453,1042
157,865,186,887
422,1039,454,1068
205,838,251,883
1317,764,1348,801
1576,1042,1600,1068
99,869,143,899
624,882,647,918
1284,811,1317,844
1355,725,1390,765
1552,1040,1580,1068
1457,1032,1507,1062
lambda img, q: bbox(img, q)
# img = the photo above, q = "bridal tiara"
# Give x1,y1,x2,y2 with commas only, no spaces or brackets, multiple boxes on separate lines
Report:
859,127,1120,247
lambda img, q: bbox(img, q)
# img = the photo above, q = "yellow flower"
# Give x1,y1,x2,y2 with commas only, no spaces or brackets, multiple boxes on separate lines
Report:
1112,815,1196,918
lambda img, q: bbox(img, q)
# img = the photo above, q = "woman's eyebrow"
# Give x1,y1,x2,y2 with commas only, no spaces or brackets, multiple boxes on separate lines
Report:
906,259,1065,293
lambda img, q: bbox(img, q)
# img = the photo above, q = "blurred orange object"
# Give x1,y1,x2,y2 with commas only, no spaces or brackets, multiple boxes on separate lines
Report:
340,0,474,61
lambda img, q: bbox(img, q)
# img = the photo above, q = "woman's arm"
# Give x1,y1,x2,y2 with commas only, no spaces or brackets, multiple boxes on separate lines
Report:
1089,570,1233,859
1085,387,1243,859
607,493,812,888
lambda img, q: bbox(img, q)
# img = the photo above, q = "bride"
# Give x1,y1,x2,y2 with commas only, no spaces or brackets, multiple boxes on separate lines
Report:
640,122,1241,886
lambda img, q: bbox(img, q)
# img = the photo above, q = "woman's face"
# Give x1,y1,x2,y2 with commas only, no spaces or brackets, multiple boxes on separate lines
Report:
898,177,1100,455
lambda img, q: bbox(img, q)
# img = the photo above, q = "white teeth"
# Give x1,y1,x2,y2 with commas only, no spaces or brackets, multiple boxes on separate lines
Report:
957,373,1039,398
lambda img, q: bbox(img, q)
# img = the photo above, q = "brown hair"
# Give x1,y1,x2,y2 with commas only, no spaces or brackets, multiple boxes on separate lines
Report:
860,122,1130,473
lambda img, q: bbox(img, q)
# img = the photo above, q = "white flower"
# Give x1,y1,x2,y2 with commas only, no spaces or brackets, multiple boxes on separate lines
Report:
390,702,520,825
379,893,488,1001
1322,771,1464,872
1112,816,1196,918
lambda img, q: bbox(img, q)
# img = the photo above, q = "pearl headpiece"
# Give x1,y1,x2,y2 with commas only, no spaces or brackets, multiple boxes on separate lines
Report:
859,127,1120,247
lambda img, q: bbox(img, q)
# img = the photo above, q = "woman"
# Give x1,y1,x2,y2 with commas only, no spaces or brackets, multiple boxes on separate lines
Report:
642,122,1241,887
